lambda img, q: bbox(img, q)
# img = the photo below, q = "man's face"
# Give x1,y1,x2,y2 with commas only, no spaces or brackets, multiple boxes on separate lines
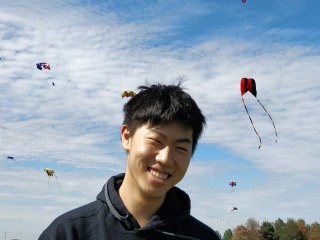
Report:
121,122,193,199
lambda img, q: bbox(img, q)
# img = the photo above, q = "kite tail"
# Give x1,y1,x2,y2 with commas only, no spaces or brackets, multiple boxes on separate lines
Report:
48,178,52,191
242,98,262,149
54,174,61,190
257,99,278,143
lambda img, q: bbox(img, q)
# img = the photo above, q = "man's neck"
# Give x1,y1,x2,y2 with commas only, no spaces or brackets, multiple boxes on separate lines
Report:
118,177,166,228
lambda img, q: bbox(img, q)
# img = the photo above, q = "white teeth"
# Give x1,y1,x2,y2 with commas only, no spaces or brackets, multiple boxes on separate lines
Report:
150,169,168,180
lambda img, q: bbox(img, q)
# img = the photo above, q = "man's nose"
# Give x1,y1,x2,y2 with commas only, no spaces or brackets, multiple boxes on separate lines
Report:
156,146,174,166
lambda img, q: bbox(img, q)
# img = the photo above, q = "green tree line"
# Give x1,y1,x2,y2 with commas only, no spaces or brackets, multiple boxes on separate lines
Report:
214,218,320,240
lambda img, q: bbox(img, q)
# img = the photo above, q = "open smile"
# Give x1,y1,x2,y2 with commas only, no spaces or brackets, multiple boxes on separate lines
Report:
147,167,172,180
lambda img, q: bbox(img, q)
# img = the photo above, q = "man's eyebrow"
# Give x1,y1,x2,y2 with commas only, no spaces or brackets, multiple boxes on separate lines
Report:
177,138,192,144
149,128,192,144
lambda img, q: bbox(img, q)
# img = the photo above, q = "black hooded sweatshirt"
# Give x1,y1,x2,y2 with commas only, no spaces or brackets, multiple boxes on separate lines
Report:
39,173,221,240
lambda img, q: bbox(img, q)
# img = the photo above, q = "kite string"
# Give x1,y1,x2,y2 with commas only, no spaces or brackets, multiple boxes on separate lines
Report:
242,98,262,149
54,173,61,190
48,177,51,191
256,99,278,142
209,216,235,231
228,188,234,193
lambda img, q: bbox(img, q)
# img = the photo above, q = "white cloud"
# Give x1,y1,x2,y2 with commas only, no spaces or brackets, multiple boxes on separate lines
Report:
0,0,319,238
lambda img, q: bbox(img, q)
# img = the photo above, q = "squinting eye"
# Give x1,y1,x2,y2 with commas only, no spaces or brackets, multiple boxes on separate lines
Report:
177,147,187,152
149,138,161,144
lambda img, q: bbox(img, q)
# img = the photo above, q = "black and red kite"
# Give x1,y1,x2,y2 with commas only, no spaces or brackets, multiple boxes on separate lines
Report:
240,78,278,148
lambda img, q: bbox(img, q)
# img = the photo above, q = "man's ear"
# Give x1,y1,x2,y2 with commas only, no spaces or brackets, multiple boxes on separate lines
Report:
121,125,131,151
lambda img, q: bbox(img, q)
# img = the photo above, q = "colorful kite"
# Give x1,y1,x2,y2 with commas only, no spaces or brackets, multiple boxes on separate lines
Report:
36,62,51,70
44,168,61,190
240,78,278,149
229,180,236,192
122,90,136,98
36,62,55,86
242,0,246,3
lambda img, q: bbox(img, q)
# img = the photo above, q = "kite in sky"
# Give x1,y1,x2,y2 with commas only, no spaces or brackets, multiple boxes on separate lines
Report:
229,180,236,192
36,62,51,70
242,0,246,3
44,168,61,190
240,78,278,149
122,90,136,98
36,62,55,86
7,156,18,164
228,207,238,213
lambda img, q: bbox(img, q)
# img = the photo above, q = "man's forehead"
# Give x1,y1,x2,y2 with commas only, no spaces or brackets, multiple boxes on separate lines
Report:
146,121,192,131
147,123,192,141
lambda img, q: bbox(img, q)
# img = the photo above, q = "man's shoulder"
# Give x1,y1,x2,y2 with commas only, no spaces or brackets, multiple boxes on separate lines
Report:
182,215,221,239
185,215,214,230
56,200,100,223
39,200,102,239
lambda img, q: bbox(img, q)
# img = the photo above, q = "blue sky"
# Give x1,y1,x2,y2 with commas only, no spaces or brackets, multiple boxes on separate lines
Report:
0,0,320,239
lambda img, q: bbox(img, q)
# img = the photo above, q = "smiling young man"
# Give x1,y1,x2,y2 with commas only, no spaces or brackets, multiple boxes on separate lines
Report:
39,81,221,240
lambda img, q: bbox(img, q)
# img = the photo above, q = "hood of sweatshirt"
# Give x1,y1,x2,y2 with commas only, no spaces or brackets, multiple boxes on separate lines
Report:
96,173,191,232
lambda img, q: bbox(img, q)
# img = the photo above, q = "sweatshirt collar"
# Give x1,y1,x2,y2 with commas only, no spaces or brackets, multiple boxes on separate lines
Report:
100,173,191,230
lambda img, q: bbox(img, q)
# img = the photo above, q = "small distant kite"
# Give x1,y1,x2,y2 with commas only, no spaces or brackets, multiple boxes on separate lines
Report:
7,156,18,164
122,90,136,98
228,207,238,213
229,180,236,192
242,0,246,3
36,62,51,70
240,78,278,149
44,168,61,190
36,62,55,86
